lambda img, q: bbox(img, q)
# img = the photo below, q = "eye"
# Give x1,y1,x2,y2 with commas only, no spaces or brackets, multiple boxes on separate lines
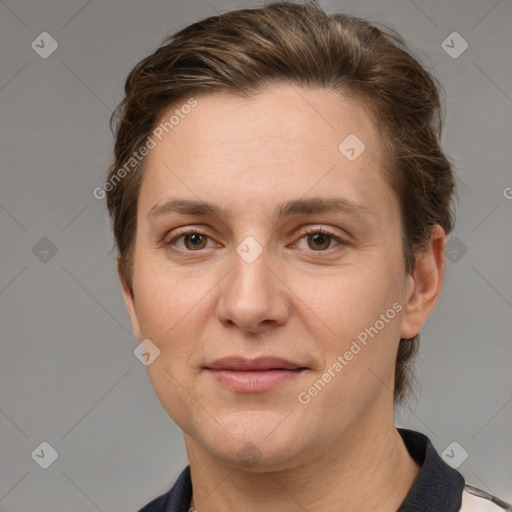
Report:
166,230,216,251
294,228,344,251
163,227,346,254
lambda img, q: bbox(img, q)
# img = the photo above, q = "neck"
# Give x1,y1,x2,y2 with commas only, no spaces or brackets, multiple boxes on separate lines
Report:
185,411,420,512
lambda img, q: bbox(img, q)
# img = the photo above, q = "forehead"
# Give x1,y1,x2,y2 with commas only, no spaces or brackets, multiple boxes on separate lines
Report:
139,84,395,220
153,84,381,163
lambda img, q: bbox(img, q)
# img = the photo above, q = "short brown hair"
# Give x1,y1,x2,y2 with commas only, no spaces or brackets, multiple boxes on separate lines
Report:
105,0,455,404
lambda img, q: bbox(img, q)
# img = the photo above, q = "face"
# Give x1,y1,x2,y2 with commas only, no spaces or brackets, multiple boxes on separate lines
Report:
121,84,439,471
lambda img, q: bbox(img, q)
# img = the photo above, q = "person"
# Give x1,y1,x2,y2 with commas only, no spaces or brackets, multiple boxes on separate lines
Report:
103,2,511,510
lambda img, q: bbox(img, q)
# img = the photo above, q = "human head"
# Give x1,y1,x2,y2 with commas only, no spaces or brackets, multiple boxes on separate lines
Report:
105,1,454,405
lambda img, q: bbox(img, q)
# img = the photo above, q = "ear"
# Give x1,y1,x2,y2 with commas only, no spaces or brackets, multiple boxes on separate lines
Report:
118,259,143,341
400,225,446,340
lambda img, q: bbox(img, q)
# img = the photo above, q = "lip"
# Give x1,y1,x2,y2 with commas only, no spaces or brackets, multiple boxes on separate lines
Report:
203,357,308,393
204,356,306,371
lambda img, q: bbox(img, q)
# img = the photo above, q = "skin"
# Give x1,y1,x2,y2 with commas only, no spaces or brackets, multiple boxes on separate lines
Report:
119,84,446,511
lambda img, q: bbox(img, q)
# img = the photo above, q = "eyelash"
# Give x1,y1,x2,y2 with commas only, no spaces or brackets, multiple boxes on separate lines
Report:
163,227,347,255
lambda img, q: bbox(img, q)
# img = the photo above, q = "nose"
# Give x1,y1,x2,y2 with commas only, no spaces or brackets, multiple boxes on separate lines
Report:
216,246,290,333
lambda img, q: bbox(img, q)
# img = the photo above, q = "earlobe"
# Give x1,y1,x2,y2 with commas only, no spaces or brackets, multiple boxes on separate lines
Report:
117,259,143,341
399,225,446,340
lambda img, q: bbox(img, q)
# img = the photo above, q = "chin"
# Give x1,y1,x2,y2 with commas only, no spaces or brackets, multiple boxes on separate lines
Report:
203,410,308,470
221,409,297,439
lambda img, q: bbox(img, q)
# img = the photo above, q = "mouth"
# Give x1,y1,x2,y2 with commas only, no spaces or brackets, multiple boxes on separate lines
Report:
203,356,308,392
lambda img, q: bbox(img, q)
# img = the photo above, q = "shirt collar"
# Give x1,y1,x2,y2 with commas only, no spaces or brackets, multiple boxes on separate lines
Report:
397,428,465,511
148,428,465,512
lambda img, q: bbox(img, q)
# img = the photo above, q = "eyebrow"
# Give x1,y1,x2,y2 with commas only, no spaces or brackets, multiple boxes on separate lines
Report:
147,196,376,222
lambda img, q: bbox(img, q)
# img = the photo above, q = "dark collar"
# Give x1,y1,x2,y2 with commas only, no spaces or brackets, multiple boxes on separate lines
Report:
138,428,465,512
396,428,465,511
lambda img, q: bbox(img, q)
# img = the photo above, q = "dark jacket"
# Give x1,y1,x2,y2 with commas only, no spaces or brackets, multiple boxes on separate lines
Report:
138,428,511,512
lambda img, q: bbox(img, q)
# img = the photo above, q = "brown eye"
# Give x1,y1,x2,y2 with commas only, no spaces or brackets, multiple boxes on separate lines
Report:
183,233,208,250
306,232,333,250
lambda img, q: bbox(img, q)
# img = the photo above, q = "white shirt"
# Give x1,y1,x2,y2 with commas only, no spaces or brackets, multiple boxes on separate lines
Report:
460,485,511,511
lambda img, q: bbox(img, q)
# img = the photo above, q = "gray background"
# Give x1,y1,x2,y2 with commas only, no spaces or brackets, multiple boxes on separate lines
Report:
1,0,511,510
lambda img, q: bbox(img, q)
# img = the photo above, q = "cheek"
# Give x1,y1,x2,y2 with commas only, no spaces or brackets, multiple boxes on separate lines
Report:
132,263,194,351
133,242,196,330
293,259,399,340
133,269,211,424
291,259,402,395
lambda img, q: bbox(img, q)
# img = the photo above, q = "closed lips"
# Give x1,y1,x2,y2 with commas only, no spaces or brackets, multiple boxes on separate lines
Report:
204,356,307,371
